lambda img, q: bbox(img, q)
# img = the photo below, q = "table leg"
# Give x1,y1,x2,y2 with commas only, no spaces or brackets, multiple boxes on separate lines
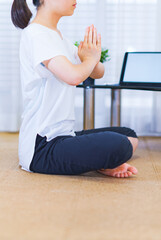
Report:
83,87,95,130
110,89,121,126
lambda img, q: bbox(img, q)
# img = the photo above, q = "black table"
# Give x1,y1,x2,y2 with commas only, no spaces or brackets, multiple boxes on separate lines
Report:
76,83,161,130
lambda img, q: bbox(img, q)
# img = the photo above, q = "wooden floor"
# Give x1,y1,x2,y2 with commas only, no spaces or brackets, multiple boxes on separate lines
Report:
0,132,161,240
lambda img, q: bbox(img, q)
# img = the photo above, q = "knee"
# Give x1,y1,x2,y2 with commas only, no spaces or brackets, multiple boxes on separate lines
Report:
122,127,138,138
127,136,139,154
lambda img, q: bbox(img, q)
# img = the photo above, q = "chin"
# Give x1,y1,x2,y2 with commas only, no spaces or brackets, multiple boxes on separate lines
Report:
66,8,75,16
66,11,74,16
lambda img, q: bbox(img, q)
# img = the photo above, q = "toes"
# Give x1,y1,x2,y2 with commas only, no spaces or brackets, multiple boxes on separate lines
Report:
115,173,120,178
124,172,129,177
120,173,124,178
127,171,132,176
128,166,138,175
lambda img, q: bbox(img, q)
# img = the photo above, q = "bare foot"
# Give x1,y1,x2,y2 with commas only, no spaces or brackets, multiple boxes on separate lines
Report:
97,163,138,178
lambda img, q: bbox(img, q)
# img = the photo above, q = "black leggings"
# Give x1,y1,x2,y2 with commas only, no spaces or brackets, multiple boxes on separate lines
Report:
29,126,138,175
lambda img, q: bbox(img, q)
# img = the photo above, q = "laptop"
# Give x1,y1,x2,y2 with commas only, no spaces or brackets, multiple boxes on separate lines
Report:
114,52,161,90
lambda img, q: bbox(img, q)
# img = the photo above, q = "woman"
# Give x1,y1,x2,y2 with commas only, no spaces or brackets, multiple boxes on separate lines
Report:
11,0,139,177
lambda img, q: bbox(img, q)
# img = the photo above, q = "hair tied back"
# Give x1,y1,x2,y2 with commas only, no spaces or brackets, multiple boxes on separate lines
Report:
11,0,42,29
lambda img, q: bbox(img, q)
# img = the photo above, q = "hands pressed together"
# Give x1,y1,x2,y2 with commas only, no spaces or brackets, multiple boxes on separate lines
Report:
78,24,102,65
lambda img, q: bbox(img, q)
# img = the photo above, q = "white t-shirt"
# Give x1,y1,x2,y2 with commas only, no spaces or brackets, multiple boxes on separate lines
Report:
18,23,81,173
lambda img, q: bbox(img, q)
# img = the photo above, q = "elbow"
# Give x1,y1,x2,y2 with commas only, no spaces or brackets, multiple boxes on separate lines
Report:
95,72,104,79
92,70,105,79
102,65,105,77
97,65,105,79
72,77,82,86
60,73,81,86
89,63,105,79
70,74,82,86
99,70,105,79
66,66,82,86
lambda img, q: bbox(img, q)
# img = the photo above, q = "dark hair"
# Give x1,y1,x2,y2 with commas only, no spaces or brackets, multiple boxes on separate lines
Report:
11,0,43,29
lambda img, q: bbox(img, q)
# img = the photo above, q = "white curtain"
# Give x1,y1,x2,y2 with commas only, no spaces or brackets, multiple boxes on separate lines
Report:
0,0,161,135
0,0,22,131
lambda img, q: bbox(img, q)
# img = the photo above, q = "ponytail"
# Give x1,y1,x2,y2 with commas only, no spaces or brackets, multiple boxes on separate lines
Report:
11,0,43,29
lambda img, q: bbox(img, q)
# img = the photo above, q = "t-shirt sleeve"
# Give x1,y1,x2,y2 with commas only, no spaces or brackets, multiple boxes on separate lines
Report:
31,32,67,72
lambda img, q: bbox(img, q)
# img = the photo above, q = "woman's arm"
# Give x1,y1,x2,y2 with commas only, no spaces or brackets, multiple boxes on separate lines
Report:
43,25,102,85
43,55,97,86
89,62,105,79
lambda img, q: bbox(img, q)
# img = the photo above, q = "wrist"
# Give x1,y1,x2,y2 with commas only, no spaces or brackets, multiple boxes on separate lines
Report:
82,58,97,66
94,61,100,68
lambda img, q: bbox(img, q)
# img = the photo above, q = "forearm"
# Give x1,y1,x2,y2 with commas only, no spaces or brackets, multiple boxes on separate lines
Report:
74,59,97,85
89,62,105,79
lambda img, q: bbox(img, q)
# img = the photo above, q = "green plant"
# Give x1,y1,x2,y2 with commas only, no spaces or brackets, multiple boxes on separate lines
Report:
74,41,110,63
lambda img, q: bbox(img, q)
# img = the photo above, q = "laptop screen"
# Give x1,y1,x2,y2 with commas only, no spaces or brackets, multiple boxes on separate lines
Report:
120,52,161,87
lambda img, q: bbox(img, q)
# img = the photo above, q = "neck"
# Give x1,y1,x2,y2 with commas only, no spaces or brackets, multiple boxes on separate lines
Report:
32,9,62,30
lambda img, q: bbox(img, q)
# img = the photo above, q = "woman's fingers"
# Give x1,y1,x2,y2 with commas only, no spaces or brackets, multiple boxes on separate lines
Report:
89,25,93,45
93,27,97,46
83,24,100,48
78,41,82,50
84,27,89,44
97,33,101,48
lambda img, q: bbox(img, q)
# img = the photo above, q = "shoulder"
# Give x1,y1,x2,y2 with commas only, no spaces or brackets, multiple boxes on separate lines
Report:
21,24,60,42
